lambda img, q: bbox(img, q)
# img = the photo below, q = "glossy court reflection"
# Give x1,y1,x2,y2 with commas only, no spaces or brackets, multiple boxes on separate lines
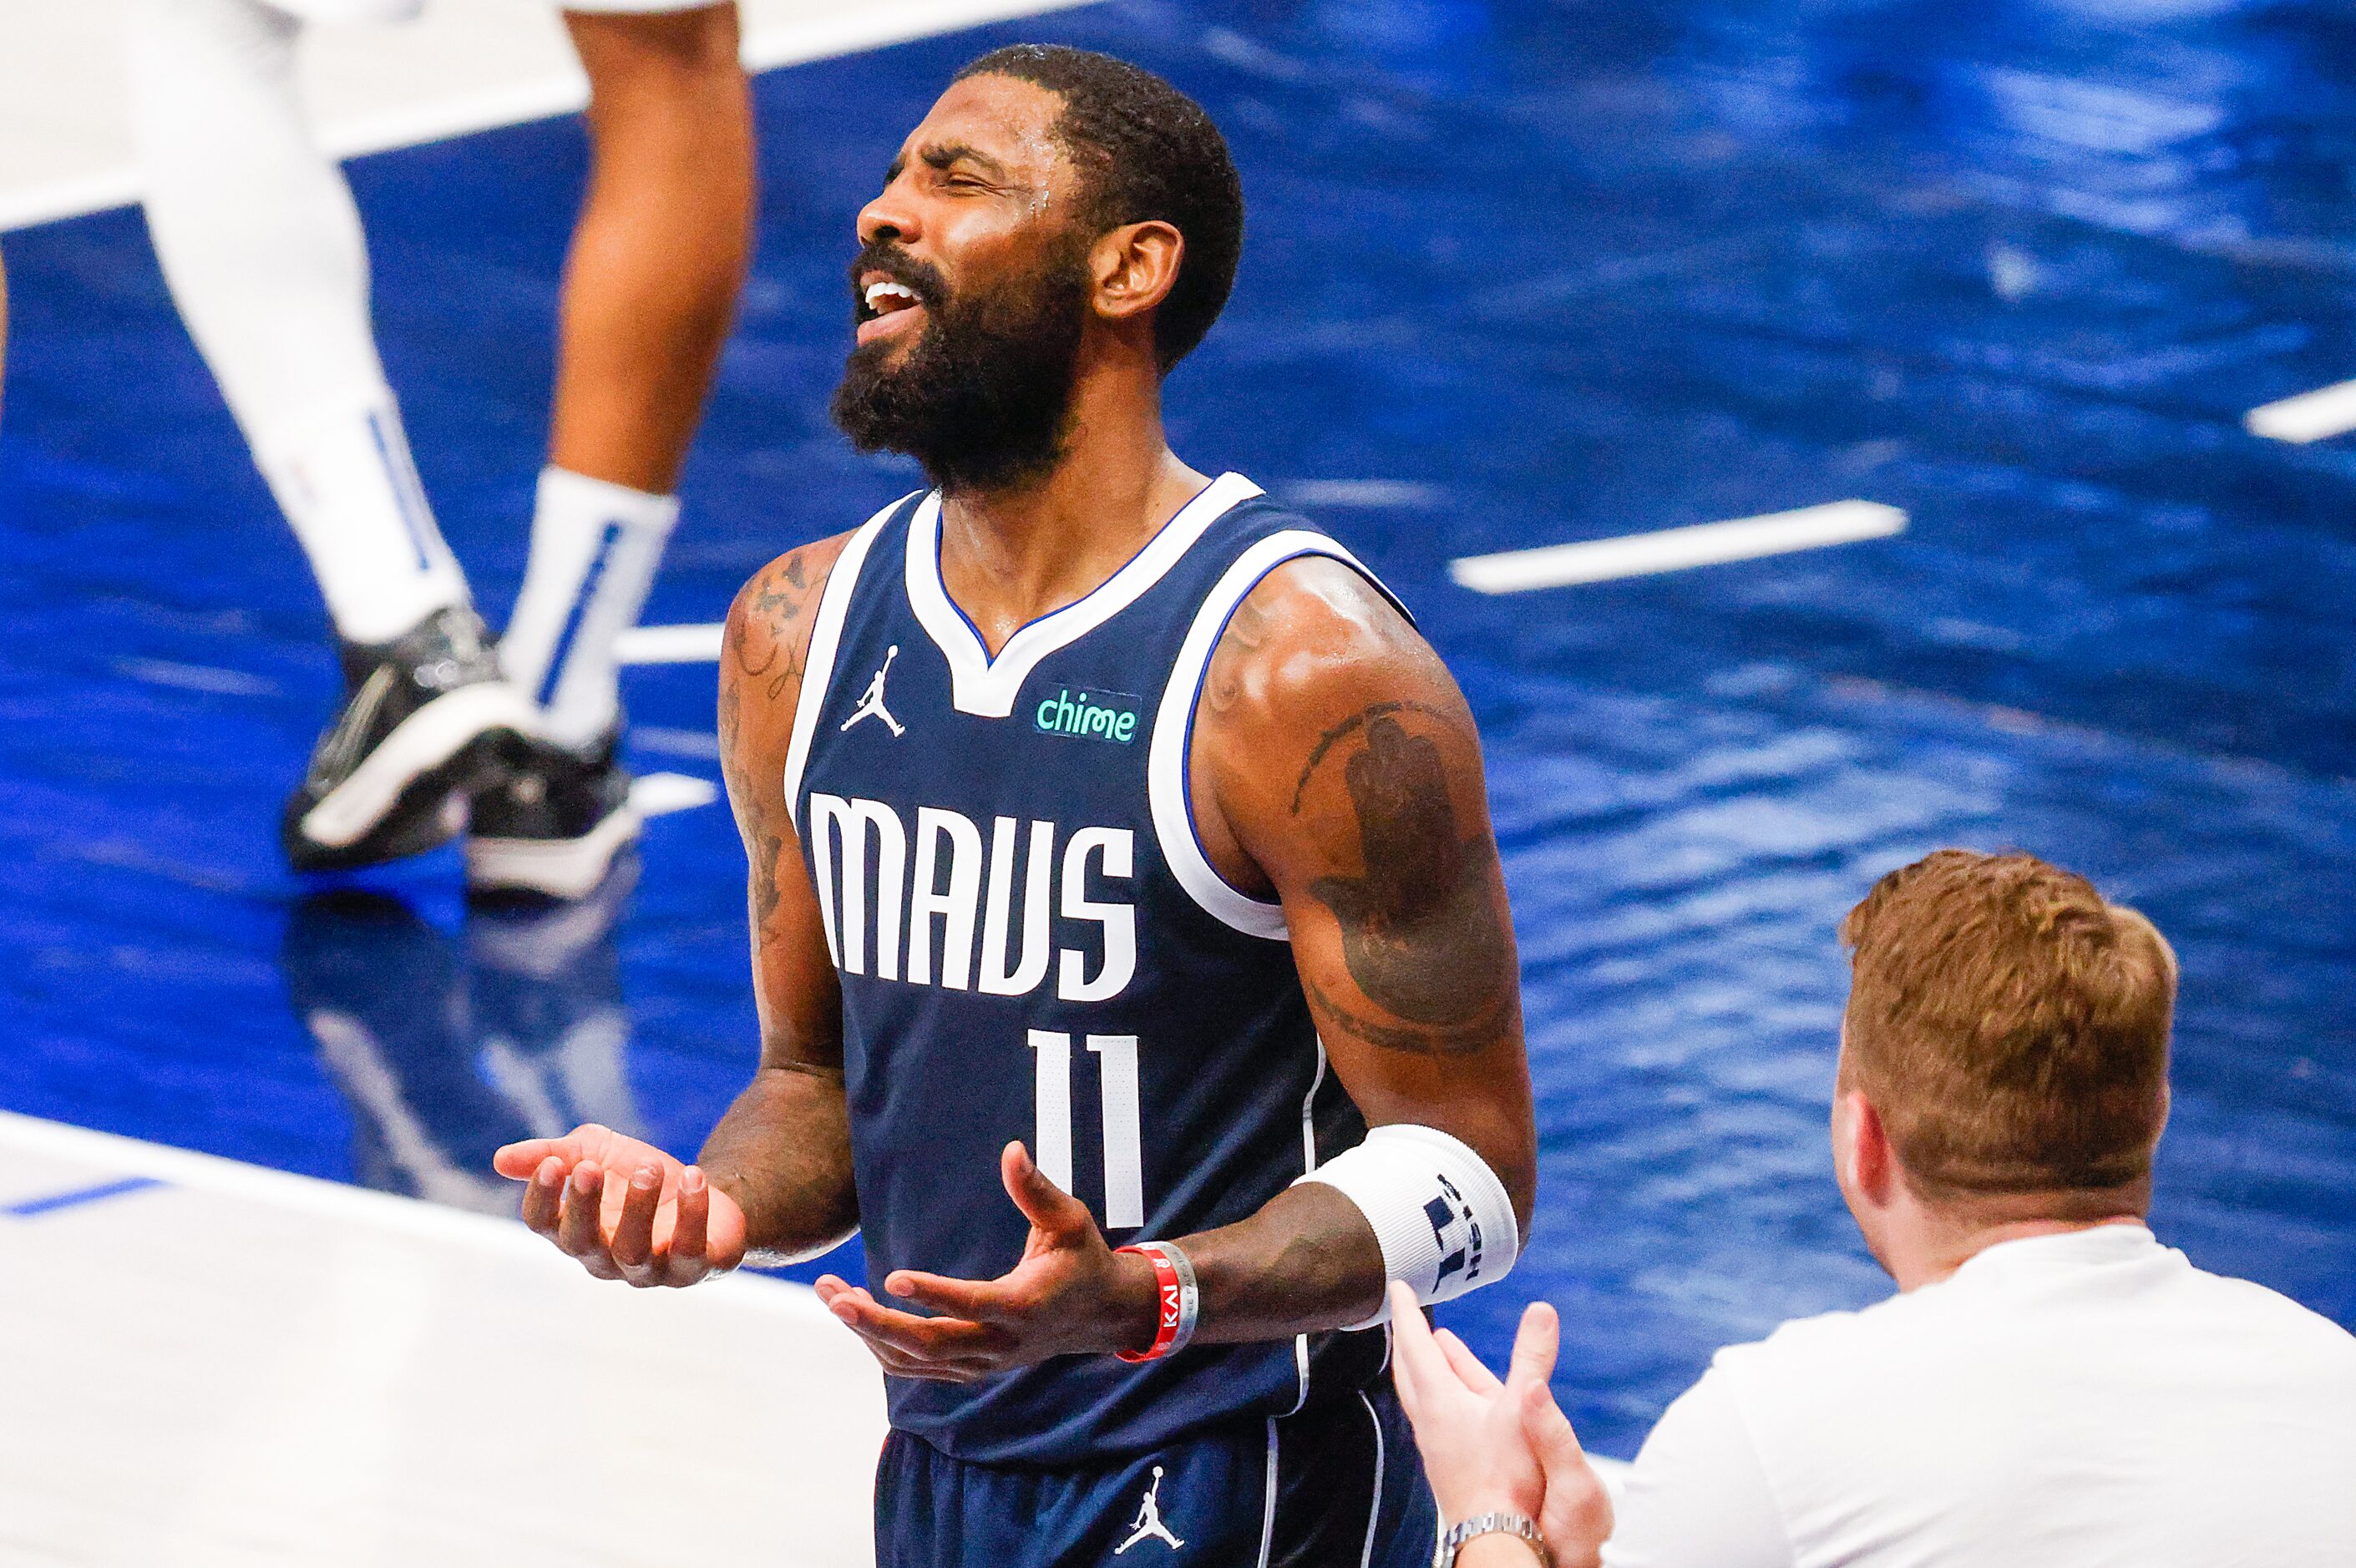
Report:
281,862,644,1216
3,0,2353,1471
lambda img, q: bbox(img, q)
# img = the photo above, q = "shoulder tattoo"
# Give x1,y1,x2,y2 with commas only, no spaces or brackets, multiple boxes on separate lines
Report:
1298,704,1516,1057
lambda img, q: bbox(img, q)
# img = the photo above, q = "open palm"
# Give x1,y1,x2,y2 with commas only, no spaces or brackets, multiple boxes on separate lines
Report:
493,1122,748,1287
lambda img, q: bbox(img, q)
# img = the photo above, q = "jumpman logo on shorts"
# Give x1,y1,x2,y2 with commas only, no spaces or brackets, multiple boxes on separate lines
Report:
1113,1464,1185,1555
841,645,904,736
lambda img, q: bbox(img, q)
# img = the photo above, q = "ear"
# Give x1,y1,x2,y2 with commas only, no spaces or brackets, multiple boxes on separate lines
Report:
1089,220,1185,327
1832,1089,1896,1207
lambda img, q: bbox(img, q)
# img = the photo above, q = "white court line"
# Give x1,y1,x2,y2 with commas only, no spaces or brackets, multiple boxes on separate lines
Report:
632,723,723,761
627,498,1908,654
0,169,141,235
1284,478,1446,508
2244,379,2356,444
739,0,1097,77
0,0,1098,233
0,1107,887,1565
1450,499,1907,594
630,770,719,817
616,621,726,665
2,1108,1639,1494
0,1108,823,1317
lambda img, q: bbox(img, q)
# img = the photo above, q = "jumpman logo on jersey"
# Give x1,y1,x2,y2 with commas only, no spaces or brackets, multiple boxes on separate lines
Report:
841,644,904,736
1113,1465,1185,1555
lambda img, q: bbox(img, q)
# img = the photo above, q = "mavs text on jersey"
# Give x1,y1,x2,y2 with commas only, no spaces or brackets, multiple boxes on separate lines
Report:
788,476,1396,1460
493,48,1541,1568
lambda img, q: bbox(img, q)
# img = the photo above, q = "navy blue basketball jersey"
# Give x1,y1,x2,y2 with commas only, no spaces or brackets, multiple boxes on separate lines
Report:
783,473,1402,1466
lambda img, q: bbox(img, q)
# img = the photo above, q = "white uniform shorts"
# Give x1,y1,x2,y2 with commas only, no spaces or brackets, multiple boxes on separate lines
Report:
269,0,727,23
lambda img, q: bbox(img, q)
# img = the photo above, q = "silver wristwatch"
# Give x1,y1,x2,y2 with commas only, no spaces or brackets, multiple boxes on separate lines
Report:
1435,1511,1555,1567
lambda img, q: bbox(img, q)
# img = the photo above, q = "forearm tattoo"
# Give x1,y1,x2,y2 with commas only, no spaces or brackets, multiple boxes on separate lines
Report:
723,548,824,943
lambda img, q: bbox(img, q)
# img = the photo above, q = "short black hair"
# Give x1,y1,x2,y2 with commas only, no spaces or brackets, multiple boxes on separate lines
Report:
955,44,1243,371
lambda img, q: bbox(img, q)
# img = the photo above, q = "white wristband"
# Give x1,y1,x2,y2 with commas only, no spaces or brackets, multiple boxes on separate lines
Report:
1295,1123,1520,1328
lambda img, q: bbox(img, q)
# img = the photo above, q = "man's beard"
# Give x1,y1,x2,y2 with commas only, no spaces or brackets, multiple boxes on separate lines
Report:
830,240,1091,495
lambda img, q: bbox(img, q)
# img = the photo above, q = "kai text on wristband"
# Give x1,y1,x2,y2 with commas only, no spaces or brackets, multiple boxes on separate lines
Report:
1113,1240,1199,1363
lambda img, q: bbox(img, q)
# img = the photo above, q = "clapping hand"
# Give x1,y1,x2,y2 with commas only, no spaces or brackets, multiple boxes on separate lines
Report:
1389,1282,1614,1567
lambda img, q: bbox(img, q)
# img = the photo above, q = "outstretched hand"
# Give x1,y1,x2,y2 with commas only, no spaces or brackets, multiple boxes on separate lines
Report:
492,1123,747,1288
1389,1282,1614,1566
813,1141,1158,1383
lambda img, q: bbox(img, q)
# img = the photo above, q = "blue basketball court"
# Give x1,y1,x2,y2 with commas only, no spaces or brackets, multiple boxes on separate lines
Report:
1,0,2348,1508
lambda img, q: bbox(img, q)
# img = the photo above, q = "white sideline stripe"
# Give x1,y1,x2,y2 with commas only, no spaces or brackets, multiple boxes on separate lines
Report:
2244,379,2356,444
740,0,1098,76
0,0,1099,234
1450,500,1908,594
0,1110,828,1321
631,724,723,761
616,622,726,665
630,770,719,817
0,169,141,235
0,1108,1646,1490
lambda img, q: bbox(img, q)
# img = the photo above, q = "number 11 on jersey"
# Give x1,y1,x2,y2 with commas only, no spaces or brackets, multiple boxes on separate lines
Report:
1030,1030,1145,1228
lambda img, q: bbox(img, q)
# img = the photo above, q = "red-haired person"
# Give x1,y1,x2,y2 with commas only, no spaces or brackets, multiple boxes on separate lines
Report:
1396,851,2356,1568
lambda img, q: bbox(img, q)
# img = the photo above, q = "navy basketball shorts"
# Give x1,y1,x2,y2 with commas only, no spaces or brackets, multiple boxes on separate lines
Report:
874,1381,1438,1567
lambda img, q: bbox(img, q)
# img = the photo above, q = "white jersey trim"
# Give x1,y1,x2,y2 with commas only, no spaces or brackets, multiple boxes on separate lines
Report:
1357,1388,1386,1568
1286,1035,1330,1417
1147,529,1398,940
1255,1418,1280,1568
904,473,1265,718
782,495,909,831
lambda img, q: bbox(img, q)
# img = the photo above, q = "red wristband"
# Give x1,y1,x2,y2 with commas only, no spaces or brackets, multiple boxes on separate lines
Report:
1113,1242,1195,1363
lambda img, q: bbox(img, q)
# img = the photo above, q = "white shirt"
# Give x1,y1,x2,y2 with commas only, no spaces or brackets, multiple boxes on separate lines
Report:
1601,1225,2356,1568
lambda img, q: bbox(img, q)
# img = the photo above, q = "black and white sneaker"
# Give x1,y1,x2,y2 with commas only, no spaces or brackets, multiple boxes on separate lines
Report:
465,727,642,900
281,605,537,873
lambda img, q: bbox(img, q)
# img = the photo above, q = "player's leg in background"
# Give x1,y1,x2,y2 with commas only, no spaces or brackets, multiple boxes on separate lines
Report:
549,3,752,500
124,0,467,641
121,0,533,873
469,1,753,898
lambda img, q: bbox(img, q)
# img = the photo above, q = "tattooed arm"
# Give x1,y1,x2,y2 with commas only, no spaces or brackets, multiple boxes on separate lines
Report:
698,533,865,1262
812,556,1533,1368
1171,556,1538,1338
490,532,862,1280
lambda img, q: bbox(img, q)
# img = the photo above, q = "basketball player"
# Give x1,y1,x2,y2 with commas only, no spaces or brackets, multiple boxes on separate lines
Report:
494,46,1540,1565
124,0,755,895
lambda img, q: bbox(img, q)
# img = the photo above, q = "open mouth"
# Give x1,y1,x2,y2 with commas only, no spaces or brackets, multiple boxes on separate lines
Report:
856,271,928,345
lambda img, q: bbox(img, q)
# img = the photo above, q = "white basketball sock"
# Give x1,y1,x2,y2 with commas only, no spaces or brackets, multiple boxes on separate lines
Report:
124,0,467,646
500,468,678,752
254,393,469,645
